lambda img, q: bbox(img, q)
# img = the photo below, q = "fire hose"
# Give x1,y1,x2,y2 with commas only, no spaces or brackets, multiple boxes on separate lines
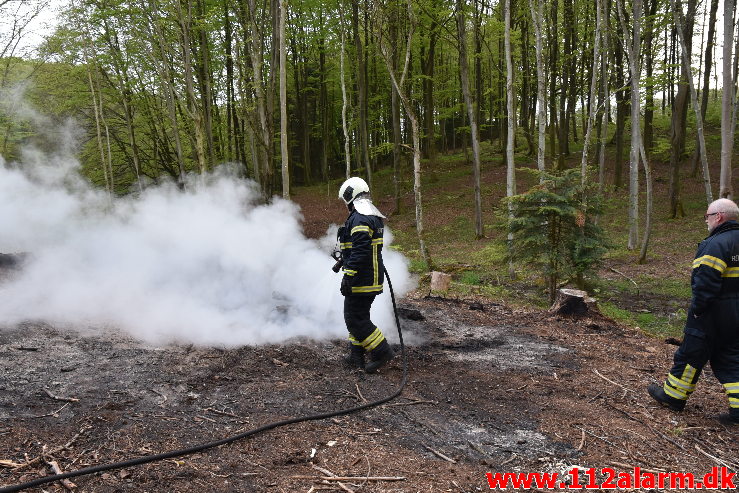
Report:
0,266,407,493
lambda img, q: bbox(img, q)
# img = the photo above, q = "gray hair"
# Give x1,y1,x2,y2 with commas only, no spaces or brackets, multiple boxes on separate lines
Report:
709,198,739,220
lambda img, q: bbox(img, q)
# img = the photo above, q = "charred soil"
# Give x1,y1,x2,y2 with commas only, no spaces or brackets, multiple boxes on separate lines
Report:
1,293,737,492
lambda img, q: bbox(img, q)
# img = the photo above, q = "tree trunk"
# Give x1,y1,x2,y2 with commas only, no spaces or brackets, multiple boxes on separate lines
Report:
505,0,516,278
598,0,611,190
691,0,718,176
279,0,289,198
581,0,602,184
352,0,371,188
377,0,431,270
720,0,735,199
529,0,546,175
457,0,484,239
671,0,712,205
615,0,640,250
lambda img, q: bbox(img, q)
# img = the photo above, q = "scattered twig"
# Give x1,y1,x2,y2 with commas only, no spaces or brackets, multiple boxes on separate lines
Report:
577,428,586,450
195,415,217,423
0,459,25,468
43,388,79,403
13,432,83,472
385,398,437,407
34,402,70,419
422,444,457,464
203,407,240,418
608,267,638,290
293,475,405,482
354,384,366,403
311,463,356,492
593,369,634,394
694,444,739,470
150,388,168,406
500,453,517,466
608,461,666,474
573,426,620,449
46,460,77,490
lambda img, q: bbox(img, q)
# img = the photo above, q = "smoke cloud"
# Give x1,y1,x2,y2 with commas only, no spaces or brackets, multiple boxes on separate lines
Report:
0,122,415,346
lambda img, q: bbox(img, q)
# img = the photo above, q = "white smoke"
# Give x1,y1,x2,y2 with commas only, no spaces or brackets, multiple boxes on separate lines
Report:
0,125,414,346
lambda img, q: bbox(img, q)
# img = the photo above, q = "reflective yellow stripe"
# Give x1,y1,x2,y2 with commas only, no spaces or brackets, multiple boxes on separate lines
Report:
668,374,696,392
372,244,378,286
682,364,697,383
723,267,739,278
664,383,688,400
343,269,357,276
349,336,362,346
352,285,383,293
724,382,739,392
340,242,352,248
351,225,373,235
361,328,385,350
729,397,739,408
692,255,727,273
371,238,383,245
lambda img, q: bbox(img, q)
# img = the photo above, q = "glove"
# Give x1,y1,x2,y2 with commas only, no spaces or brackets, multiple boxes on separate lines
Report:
340,276,352,296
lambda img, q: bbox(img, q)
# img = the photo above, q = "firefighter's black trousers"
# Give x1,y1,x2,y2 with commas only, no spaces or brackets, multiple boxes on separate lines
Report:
663,300,739,415
343,295,387,352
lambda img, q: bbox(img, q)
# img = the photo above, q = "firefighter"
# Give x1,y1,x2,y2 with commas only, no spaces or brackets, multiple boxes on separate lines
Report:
648,198,739,424
336,177,394,373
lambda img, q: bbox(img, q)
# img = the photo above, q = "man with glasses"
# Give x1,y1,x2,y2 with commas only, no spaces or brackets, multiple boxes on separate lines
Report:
648,198,739,425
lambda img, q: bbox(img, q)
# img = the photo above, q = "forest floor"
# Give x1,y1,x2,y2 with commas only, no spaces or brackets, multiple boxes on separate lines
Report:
3,148,739,492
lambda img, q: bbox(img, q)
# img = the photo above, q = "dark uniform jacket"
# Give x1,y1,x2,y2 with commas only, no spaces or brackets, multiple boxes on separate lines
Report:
339,209,384,296
690,220,739,324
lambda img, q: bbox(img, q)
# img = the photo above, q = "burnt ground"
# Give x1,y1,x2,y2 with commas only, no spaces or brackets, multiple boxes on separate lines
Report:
1,291,738,492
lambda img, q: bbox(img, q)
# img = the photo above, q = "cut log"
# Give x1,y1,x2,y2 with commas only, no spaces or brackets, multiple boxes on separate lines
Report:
549,288,597,316
430,272,451,292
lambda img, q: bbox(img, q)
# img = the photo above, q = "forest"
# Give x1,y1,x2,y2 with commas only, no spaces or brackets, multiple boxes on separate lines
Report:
1,0,738,270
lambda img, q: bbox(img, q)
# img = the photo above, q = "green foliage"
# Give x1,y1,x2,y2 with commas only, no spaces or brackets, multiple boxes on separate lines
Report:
503,168,610,301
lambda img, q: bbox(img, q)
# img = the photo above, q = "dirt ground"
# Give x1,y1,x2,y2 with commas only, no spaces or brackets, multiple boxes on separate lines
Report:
1,285,738,492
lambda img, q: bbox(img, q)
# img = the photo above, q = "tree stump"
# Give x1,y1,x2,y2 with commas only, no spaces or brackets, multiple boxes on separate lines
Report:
549,288,597,316
430,272,451,292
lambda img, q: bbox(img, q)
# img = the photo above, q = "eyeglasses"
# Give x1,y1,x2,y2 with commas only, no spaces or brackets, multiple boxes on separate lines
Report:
704,212,722,220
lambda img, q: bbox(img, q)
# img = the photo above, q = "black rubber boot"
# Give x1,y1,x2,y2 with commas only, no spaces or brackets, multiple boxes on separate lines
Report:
344,345,365,369
365,340,394,374
647,383,686,411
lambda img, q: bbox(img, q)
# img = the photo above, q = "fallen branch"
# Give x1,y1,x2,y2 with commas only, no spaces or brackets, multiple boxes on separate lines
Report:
13,432,83,472
694,444,739,470
46,460,77,490
0,459,25,468
203,407,240,418
608,461,666,474
311,463,356,492
593,369,634,394
34,402,70,419
385,398,437,407
422,444,457,464
608,267,638,290
292,475,405,482
43,388,79,403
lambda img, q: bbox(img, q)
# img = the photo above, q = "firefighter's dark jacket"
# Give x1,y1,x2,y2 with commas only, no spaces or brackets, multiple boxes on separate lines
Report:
339,209,384,295
690,220,739,320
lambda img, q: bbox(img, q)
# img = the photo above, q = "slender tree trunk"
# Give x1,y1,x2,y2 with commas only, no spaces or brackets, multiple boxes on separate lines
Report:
87,66,111,196
598,0,610,190
720,0,735,199
691,0,718,176
614,31,626,189
581,0,602,184
616,0,640,250
339,5,351,179
505,0,516,278
671,0,712,204
643,0,658,155
529,0,546,174
352,0,371,187
457,0,484,239
279,0,289,198
376,0,431,269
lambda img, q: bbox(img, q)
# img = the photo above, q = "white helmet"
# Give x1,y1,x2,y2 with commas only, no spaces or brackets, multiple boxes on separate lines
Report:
339,177,370,205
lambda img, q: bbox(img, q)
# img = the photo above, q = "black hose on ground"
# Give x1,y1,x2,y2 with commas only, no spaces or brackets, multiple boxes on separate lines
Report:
0,266,407,493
